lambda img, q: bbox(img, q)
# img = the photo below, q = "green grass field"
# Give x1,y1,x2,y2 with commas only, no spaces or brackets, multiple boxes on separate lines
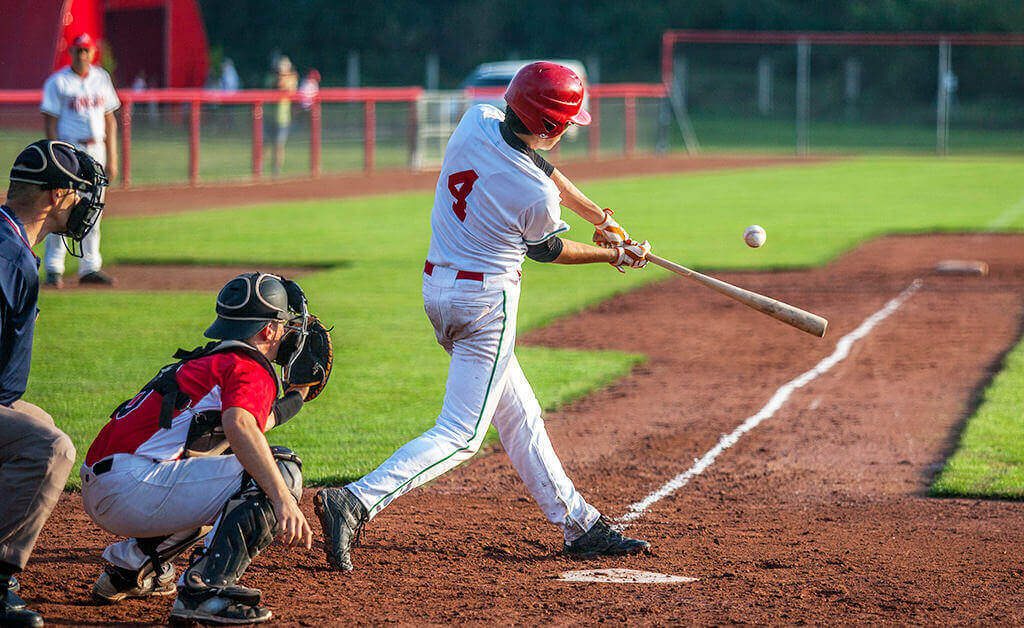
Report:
932,338,1024,499
23,156,1024,490
687,113,1024,154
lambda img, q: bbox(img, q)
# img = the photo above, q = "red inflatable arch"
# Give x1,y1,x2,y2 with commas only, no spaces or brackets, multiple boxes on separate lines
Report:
0,0,208,89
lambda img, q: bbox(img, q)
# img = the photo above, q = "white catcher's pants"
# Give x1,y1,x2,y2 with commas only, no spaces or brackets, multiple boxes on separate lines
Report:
80,453,245,571
347,265,601,541
44,141,104,277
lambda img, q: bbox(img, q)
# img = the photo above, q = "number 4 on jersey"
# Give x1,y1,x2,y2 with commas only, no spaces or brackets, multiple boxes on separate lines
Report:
447,169,479,222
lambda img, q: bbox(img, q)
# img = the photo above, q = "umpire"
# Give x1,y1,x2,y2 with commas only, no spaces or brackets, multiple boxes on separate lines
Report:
0,140,108,626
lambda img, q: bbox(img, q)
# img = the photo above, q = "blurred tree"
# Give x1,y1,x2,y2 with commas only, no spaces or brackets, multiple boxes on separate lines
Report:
198,0,1024,88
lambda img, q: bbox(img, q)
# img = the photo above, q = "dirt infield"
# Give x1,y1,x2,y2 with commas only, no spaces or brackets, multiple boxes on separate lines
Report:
105,154,832,217
21,233,1024,624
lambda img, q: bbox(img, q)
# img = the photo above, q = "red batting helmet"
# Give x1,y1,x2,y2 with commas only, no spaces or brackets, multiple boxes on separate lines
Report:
504,62,591,138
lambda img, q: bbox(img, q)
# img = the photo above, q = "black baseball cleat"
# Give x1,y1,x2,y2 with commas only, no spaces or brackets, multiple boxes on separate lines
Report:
1,576,43,628
79,270,115,286
169,584,270,625
564,517,651,558
43,272,63,289
92,562,177,604
314,487,368,572
3,576,23,608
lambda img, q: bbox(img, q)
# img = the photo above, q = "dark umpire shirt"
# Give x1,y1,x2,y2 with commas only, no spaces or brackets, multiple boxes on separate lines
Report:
0,204,40,406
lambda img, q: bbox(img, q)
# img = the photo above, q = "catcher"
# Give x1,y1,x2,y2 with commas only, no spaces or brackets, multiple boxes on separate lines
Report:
79,272,333,625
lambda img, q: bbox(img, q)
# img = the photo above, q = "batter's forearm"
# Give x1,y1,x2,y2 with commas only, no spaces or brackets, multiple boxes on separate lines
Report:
553,238,617,265
43,115,57,140
551,168,605,224
222,407,293,504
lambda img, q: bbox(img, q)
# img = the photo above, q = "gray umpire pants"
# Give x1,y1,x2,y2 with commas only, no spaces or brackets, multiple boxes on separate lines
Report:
0,400,76,570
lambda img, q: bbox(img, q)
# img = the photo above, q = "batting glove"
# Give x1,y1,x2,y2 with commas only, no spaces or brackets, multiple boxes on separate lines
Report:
611,239,651,273
593,209,631,248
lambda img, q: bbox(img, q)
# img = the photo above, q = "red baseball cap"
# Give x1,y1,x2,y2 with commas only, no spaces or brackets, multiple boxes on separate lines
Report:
71,33,96,50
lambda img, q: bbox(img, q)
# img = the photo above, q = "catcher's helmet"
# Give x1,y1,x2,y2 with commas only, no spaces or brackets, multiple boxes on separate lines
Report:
206,273,293,340
504,62,591,139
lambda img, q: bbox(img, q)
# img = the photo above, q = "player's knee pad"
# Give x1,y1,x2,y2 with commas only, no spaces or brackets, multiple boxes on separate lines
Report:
270,445,303,502
182,446,303,589
183,490,276,589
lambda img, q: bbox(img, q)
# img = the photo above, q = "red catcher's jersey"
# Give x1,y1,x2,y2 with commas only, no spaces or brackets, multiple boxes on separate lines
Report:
85,351,277,464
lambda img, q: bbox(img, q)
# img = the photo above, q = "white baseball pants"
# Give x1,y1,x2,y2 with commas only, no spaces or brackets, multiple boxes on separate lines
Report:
80,454,245,570
43,141,104,277
346,265,601,542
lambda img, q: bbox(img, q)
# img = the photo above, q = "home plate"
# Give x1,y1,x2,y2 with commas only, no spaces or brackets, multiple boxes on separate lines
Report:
559,568,698,584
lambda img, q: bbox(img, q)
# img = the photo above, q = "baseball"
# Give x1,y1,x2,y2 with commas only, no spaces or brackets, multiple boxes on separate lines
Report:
743,225,767,248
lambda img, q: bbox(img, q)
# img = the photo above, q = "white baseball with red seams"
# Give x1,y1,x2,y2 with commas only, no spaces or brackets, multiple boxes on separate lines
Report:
345,104,602,541
744,225,767,248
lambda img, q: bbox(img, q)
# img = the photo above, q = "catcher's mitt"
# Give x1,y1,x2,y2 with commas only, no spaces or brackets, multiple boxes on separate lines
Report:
284,317,334,401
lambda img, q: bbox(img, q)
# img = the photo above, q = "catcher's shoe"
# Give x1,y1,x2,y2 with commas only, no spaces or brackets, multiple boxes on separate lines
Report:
169,584,271,625
564,517,651,558
314,487,368,571
92,562,177,604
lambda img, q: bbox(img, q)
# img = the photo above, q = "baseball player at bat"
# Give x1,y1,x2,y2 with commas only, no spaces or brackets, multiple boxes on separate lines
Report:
79,273,333,625
316,62,651,571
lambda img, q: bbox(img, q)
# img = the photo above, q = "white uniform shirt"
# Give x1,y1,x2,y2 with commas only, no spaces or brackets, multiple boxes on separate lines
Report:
41,66,120,144
427,105,569,275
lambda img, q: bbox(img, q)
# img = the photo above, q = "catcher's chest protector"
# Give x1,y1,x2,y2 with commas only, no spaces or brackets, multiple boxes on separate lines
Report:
109,341,281,457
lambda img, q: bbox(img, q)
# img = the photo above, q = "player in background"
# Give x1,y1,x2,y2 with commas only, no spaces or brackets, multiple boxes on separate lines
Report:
271,56,298,176
80,273,317,625
317,62,652,572
41,33,119,288
1,139,109,627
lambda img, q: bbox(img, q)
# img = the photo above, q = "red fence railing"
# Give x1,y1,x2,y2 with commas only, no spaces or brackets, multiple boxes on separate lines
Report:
0,83,666,188
661,29,1024,86
116,88,422,187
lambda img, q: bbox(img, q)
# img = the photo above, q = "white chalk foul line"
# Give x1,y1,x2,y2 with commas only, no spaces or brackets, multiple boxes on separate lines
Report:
616,279,924,528
988,195,1024,230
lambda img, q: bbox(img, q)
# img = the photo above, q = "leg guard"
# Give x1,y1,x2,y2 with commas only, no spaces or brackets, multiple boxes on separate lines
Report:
182,447,303,590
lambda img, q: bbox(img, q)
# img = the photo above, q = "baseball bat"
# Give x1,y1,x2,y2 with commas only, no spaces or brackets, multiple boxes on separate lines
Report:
646,253,828,338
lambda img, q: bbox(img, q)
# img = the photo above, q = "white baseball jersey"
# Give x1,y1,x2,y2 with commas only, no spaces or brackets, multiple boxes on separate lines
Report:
348,105,601,542
426,104,569,275
41,65,120,143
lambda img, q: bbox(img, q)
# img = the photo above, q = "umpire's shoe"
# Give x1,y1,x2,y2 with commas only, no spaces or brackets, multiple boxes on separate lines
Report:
1,575,42,628
169,584,270,625
92,562,177,604
564,517,651,558
314,487,368,571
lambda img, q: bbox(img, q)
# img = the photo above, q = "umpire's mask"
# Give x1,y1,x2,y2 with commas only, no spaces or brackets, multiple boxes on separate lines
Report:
9,139,108,257
205,273,293,341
